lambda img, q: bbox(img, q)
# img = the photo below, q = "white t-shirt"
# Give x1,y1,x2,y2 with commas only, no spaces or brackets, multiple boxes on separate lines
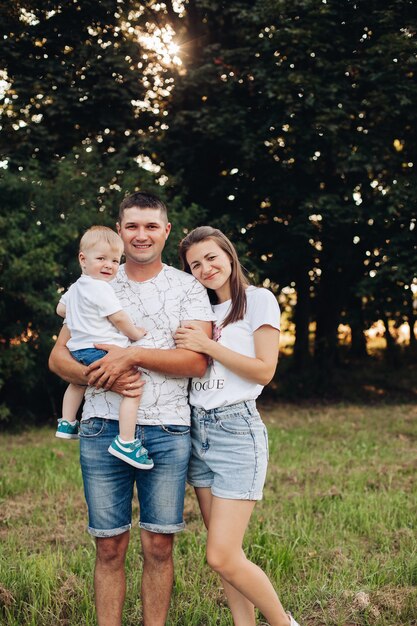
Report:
60,275,130,351
189,286,281,410
82,264,216,426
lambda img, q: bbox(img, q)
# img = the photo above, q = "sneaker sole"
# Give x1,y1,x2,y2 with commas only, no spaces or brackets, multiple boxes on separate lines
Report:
56,432,79,440
108,446,154,470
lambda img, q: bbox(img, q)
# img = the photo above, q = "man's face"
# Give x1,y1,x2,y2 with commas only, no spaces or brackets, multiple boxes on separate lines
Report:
117,207,171,266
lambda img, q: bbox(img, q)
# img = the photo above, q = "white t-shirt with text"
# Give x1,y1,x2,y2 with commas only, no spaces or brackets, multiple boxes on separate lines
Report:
189,286,281,410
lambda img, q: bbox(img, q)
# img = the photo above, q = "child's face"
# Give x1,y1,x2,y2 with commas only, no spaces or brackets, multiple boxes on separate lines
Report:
79,242,121,281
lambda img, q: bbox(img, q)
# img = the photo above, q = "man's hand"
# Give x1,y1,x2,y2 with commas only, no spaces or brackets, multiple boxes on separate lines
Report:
50,327,144,395
111,369,144,397
86,344,138,390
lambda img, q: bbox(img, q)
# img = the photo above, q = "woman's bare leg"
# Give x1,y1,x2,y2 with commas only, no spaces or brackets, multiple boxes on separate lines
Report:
195,488,256,626
204,494,290,626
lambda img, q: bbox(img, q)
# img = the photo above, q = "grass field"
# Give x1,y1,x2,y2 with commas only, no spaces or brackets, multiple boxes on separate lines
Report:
1,403,417,625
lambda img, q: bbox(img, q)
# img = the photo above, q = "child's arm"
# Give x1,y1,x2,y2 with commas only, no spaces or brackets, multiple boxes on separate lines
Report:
108,310,146,342
56,302,66,318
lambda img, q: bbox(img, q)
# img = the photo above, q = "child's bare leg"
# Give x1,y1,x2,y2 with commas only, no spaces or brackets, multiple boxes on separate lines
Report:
118,396,141,441
62,384,85,422
108,396,153,468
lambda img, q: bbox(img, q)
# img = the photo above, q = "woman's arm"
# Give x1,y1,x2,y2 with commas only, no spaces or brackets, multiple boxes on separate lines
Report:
174,323,280,386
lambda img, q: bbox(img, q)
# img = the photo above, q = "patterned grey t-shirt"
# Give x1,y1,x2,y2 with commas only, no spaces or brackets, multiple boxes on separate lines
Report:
81,264,215,426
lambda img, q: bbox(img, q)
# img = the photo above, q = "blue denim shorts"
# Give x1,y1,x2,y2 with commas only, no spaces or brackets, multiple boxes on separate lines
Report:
70,348,108,366
79,418,191,537
187,400,269,500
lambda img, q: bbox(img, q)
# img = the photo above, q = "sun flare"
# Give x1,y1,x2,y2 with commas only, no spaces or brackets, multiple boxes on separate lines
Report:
140,25,182,67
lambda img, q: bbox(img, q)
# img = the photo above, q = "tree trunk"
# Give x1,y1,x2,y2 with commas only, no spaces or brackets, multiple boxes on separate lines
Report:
293,267,311,369
409,320,417,350
406,291,417,350
314,269,342,372
349,295,368,359
381,314,397,359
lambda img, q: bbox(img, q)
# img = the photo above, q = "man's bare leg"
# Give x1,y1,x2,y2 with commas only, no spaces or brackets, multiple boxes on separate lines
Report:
140,529,174,626
94,532,130,626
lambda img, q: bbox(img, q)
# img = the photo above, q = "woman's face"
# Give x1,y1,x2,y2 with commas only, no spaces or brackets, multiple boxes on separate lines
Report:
186,239,232,300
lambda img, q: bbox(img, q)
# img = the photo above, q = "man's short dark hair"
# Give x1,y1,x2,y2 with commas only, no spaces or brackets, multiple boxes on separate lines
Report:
119,192,168,223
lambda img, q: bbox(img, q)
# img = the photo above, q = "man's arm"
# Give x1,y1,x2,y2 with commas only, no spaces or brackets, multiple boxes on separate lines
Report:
86,320,212,390
49,326,87,385
49,325,143,395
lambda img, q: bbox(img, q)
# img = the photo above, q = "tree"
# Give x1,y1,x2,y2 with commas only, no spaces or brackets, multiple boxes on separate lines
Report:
0,0,171,170
1,0,416,421
156,0,417,370
0,149,204,424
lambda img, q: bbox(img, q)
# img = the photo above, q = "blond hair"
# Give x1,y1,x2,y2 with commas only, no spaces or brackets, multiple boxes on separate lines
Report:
79,225,124,257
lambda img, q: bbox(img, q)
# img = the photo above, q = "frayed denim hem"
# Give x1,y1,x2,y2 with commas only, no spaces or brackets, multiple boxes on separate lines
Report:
87,523,131,538
139,521,185,534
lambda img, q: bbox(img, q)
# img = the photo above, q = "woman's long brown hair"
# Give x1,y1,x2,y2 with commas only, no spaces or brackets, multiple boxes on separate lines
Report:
179,226,250,327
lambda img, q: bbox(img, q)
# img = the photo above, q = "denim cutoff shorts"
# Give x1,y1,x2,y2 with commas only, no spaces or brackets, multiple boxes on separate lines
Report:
187,400,269,500
79,418,191,537
70,347,108,366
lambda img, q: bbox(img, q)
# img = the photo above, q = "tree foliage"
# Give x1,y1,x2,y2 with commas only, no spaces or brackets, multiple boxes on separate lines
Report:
0,150,204,423
0,0,416,421
157,0,417,368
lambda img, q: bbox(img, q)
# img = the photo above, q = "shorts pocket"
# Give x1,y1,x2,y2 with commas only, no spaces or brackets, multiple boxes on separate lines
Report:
79,418,105,438
218,416,252,436
160,424,191,436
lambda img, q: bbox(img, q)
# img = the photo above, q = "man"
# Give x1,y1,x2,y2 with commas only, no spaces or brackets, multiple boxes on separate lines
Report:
49,192,214,626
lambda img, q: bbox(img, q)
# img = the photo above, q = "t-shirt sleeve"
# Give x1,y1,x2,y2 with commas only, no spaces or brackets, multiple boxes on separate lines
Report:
59,291,68,307
248,288,281,332
180,279,217,322
89,281,124,318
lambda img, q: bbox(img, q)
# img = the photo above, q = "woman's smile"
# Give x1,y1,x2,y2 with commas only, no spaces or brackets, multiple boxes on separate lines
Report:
186,239,232,301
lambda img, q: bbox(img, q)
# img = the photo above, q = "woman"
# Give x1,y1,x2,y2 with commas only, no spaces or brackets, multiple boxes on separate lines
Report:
175,226,300,626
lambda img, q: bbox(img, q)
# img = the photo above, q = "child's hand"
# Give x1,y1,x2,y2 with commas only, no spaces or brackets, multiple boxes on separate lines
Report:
129,326,148,341
132,326,147,341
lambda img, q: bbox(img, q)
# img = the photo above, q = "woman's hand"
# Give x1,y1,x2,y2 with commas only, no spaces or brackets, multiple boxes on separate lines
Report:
174,323,213,355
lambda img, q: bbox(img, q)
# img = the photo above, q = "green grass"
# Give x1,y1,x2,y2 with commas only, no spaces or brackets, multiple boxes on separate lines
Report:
1,405,417,625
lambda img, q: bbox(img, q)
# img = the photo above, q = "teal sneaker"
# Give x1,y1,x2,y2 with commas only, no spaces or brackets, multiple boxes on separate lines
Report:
55,419,79,440
108,436,154,470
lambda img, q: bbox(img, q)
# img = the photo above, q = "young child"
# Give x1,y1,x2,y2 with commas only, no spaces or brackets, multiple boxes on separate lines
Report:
55,225,153,470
